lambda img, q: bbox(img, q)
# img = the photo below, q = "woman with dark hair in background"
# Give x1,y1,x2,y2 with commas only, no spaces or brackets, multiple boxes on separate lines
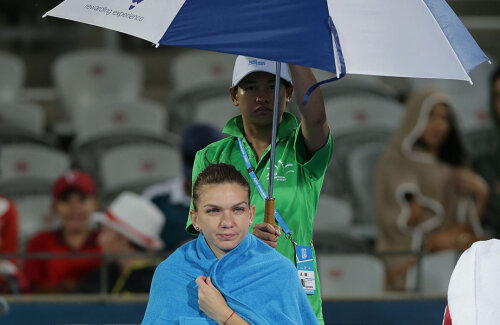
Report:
376,89,490,291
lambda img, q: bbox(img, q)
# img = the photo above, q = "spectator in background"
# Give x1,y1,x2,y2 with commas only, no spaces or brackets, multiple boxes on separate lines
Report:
473,68,500,238
376,89,490,291
0,196,26,293
0,196,18,262
78,192,165,294
143,124,222,250
23,170,101,293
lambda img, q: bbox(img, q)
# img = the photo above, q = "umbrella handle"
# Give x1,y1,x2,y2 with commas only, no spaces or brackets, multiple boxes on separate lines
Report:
264,198,275,224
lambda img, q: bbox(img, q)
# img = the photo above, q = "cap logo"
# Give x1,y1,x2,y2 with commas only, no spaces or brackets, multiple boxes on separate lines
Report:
65,171,78,183
248,58,266,66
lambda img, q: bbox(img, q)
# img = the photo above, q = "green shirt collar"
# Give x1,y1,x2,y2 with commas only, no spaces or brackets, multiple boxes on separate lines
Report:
222,112,298,139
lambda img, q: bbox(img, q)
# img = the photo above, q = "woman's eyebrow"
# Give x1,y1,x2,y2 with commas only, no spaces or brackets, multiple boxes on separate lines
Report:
203,203,221,209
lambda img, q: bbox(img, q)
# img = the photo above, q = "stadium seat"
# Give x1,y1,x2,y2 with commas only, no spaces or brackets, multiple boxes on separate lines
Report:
168,50,234,132
406,250,459,294
71,98,177,177
317,254,385,297
99,143,180,206
52,49,143,123
322,95,402,201
0,51,25,102
314,194,353,231
13,195,56,250
193,95,239,131
0,101,48,145
170,50,234,95
312,69,400,100
347,143,388,226
0,144,70,197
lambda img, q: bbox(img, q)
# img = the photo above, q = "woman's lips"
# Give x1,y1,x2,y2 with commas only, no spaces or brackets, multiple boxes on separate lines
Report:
218,234,236,240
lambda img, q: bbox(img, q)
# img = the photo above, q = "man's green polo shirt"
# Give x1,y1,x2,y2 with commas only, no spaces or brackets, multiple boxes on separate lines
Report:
187,112,334,324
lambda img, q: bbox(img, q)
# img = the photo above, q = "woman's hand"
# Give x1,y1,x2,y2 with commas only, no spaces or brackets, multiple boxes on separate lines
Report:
252,223,281,248
453,168,489,196
196,276,232,324
453,167,490,217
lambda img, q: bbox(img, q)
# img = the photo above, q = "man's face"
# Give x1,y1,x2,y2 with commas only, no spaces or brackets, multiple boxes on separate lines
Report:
229,72,293,127
54,191,98,233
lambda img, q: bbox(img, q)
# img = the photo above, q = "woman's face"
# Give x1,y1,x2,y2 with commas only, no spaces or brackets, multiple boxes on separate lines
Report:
190,182,254,259
421,103,451,152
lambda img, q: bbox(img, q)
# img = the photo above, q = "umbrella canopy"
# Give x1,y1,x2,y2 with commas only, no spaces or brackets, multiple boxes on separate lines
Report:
44,0,489,83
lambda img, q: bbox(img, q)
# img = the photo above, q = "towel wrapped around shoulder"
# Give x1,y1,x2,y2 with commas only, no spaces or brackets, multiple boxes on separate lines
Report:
142,233,318,324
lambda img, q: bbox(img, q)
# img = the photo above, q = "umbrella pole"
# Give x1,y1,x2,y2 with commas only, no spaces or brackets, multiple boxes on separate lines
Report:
264,62,281,225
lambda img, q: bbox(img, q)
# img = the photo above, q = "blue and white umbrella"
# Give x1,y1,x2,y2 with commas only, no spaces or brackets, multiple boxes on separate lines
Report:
44,0,490,220
44,0,489,83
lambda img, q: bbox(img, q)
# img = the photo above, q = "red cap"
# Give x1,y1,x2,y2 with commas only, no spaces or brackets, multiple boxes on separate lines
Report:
52,170,96,200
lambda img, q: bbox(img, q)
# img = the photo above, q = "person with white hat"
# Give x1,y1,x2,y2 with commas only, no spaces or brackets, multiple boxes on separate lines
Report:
185,56,333,323
78,192,165,294
443,239,500,325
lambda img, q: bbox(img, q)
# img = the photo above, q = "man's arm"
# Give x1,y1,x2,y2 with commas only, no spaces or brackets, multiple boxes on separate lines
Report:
289,64,330,155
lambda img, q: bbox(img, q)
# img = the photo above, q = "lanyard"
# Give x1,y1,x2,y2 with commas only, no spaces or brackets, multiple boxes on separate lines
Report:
237,137,292,237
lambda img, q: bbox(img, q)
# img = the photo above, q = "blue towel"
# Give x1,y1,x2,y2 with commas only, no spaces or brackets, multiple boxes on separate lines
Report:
142,233,318,324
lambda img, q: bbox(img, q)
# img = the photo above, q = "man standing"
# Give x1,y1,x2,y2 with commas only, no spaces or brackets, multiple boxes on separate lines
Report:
186,56,333,324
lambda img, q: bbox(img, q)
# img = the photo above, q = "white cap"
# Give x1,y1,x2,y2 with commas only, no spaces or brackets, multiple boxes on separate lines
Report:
232,56,292,87
447,239,500,325
94,192,165,250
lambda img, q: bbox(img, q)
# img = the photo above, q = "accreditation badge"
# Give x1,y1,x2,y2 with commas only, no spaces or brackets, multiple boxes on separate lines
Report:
295,245,316,295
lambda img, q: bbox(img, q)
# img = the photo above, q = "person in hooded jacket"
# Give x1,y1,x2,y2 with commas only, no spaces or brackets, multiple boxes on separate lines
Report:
376,89,490,291
473,67,500,238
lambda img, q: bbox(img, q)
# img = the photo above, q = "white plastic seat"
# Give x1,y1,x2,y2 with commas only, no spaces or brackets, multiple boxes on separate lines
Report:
317,254,385,297
193,96,239,131
171,50,234,95
313,69,399,99
52,49,143,122
13,195,56,250
0,51,25,102
99,143,180,204
0,144,70,197
73,98,168,141
406,250,459,294
71,99,176,176
0,101,45,135
347,143,388,225
322,95,401,200
325,94,403,136
168,50,235,132
314,195,353,232
0,144,70,182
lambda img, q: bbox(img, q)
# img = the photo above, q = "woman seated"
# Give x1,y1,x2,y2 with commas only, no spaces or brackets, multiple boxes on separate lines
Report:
142,163,317,325
376,89,490,291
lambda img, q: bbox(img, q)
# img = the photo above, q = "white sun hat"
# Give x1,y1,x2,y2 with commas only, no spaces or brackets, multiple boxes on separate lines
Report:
94,192,165,250
232,55,292,87
446,239,500,325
